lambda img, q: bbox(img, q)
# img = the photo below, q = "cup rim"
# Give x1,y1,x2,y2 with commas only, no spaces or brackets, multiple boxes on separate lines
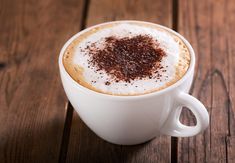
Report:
58,20,195,99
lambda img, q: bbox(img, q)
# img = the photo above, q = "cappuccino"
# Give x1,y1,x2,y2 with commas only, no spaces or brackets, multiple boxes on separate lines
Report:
63,21,190,95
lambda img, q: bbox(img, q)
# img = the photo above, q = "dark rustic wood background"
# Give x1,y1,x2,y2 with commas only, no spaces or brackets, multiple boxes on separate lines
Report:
0,0,235,162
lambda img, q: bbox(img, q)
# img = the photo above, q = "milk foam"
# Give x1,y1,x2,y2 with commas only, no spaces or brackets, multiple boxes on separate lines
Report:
63,22,190,95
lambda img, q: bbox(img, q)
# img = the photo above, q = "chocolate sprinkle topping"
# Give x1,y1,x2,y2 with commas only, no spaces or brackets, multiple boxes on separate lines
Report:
105,81,111,85
87,35,166,82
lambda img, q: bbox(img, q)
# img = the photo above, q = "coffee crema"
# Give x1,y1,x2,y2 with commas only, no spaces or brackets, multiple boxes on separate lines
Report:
63,21,190,95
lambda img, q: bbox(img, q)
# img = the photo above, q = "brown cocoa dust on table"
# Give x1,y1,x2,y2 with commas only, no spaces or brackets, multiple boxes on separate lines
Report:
87,35,166,83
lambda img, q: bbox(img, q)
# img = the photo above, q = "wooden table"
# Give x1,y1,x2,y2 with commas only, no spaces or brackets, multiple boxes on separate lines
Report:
1,0,235,162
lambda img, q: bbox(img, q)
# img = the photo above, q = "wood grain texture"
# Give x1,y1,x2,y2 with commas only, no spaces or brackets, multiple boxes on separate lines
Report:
66,0,172,162
225,0,235,163
227,0,235,162
177,0,235,162
0,0,84,162
85,0,172,28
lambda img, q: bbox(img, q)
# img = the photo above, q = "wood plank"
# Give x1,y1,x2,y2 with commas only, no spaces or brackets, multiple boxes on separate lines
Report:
0,0,84,162
227,136,235,163
66,0,172,162
85,0,172,28
227,0,235,162
177,0,235,162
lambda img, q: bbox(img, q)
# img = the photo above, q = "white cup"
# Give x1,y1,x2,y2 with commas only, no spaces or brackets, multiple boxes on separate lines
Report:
58,21,209,145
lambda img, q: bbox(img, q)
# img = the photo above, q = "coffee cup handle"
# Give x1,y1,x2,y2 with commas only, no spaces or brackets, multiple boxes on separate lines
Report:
161,92,209,137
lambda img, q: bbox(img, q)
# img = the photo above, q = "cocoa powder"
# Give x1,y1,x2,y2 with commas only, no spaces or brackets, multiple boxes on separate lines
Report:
87,35,166,82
